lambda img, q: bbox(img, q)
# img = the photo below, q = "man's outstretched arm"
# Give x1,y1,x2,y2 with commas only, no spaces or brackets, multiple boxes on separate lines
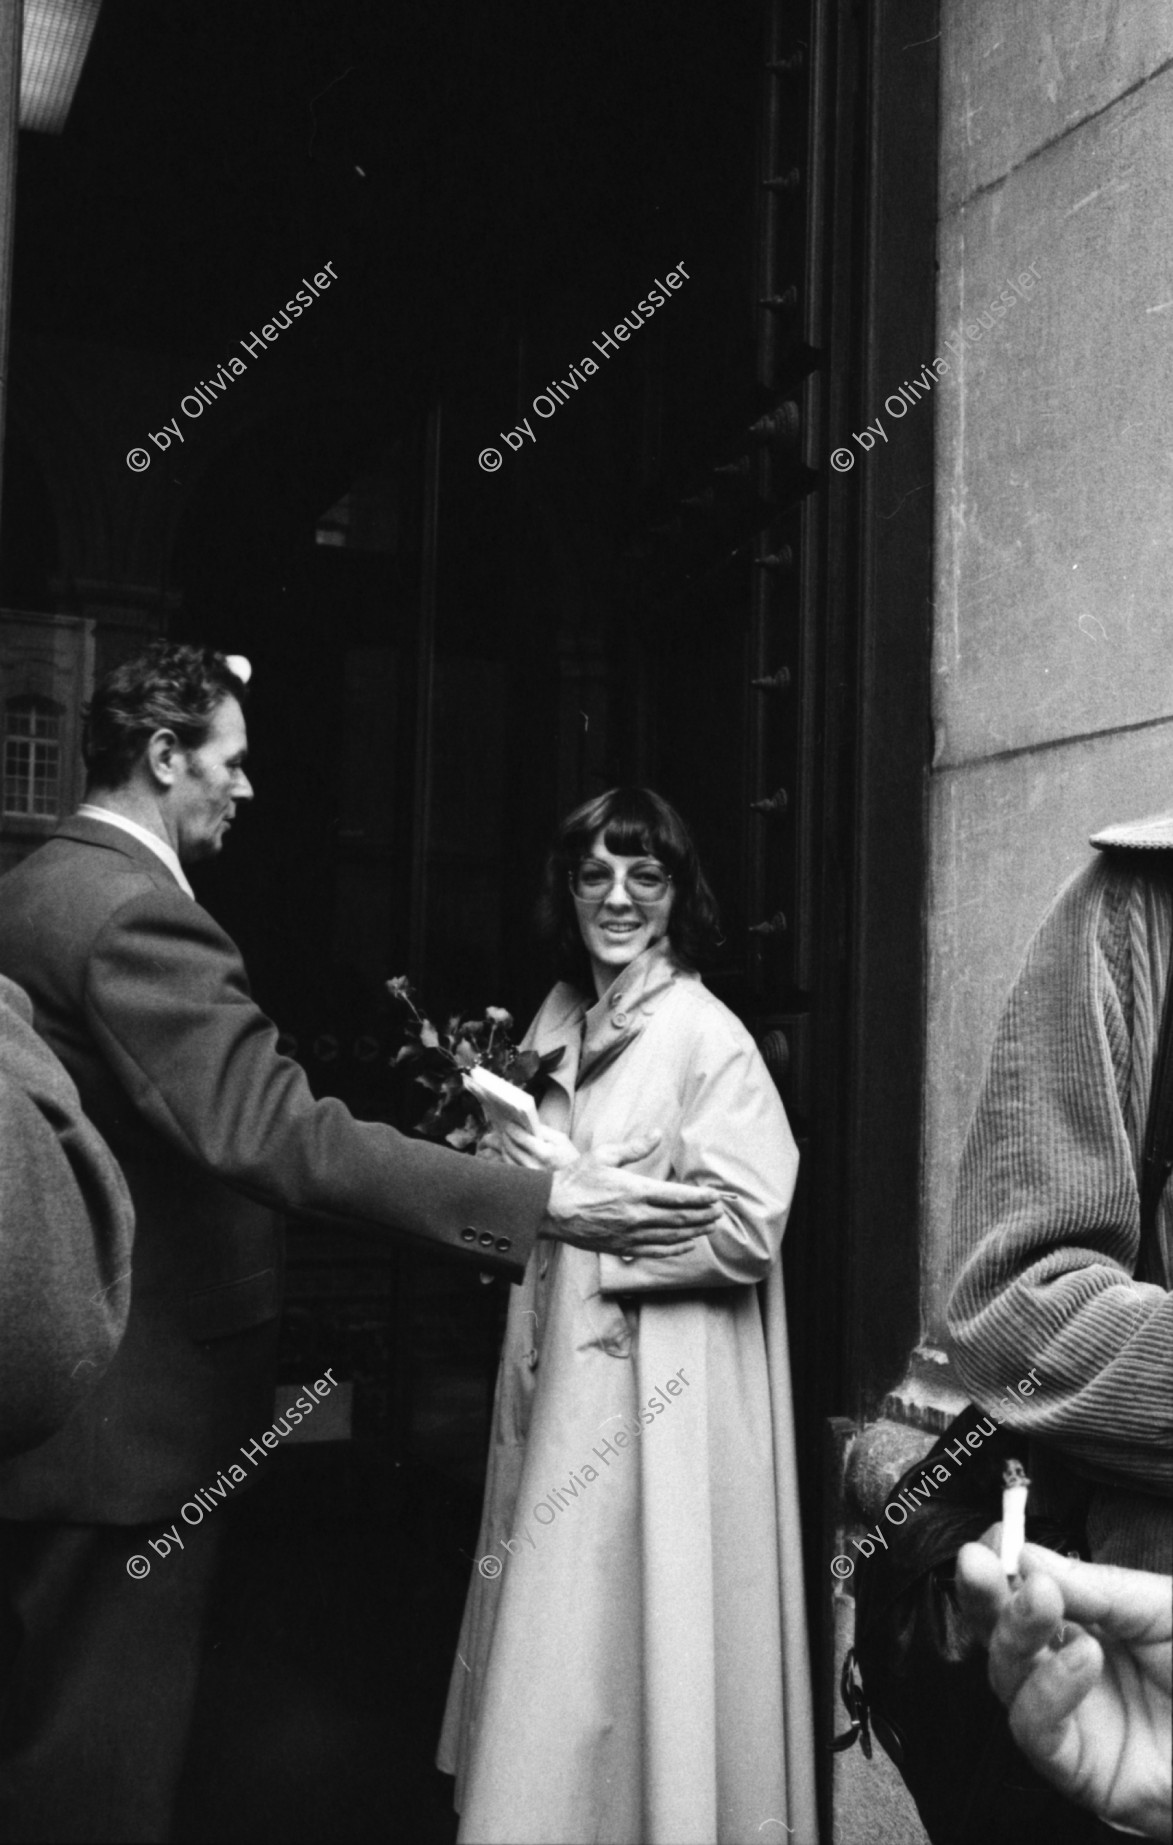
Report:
86,889,716,1276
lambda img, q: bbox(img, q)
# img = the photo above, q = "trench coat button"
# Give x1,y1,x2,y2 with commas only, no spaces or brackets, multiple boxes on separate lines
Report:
538,1256,549,1278
495,1238,510,1252
527,1348,539,1370
478,1232,494,1247
460,1228,477,1242
613,1010,629,1028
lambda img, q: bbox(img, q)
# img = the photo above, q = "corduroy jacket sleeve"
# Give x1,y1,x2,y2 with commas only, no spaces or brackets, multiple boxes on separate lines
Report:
83,886,551,1275
946,859,1173,1494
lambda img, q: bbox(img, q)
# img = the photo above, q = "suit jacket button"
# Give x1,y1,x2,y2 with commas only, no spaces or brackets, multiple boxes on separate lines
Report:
495,1238,511,1252
478,1232,494,1247
461,1228,477,1241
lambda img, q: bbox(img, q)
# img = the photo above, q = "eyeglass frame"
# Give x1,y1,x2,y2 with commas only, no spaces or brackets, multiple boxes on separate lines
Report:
568,858,675,907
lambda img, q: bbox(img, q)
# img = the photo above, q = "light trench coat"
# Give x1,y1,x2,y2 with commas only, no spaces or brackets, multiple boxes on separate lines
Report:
438,942,818,1844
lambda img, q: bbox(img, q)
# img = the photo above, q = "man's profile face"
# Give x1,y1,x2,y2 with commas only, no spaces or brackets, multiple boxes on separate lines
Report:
170,695,253,863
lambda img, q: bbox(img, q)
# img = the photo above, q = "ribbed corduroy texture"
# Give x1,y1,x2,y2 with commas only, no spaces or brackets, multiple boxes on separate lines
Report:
946,843,1173,1573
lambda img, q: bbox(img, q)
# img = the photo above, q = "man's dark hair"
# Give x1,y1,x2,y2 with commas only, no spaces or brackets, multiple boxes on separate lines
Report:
82,643,248,789
536,785,722,990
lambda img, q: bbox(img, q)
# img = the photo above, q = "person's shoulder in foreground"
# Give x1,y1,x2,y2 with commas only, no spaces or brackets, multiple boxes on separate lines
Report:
0,972,133,1458
1089,811,1173,853
1014,807,1173,965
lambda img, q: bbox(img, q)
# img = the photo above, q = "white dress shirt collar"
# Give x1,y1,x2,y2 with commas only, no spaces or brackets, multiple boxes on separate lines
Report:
77,804,195,899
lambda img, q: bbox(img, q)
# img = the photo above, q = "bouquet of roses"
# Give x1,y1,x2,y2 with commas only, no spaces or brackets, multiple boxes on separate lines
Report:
386,976,564,1151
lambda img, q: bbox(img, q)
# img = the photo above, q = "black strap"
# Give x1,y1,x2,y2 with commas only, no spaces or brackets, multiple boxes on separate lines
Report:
1139,941,1173,1267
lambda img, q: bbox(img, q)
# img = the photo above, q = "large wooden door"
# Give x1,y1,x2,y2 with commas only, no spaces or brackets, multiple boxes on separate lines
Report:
608,0,838,1764
400,0,853,1783
406,9,940,1827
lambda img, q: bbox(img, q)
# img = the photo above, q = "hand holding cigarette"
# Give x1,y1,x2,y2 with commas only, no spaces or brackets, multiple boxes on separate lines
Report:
957,1541,1173,1842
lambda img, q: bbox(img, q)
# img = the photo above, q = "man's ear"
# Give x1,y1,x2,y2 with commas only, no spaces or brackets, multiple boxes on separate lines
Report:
144,728,183,789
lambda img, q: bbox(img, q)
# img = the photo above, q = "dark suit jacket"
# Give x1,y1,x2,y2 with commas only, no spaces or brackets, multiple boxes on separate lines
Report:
0,973,134,1460
0,817,550,1521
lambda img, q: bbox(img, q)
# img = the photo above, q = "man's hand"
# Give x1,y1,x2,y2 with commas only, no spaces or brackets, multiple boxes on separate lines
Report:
496,1122,722,1257
543,1140,721,1259
956,1540,1173,1842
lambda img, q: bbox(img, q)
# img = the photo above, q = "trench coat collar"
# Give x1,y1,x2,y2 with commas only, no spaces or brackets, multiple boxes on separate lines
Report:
1091,812,1173,852
535,940,691,1096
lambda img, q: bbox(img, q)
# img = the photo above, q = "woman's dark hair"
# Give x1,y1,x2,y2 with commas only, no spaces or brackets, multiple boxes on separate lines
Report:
536,785,722,988
82,642,248,789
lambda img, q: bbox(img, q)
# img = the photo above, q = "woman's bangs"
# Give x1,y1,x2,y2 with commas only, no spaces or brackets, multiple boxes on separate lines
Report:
601,815,662,862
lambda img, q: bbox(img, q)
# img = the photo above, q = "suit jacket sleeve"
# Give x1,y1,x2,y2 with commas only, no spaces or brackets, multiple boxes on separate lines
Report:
945,861,1173,1494
83,887,551,1276
0,982,134,1457
597,1012,799,1294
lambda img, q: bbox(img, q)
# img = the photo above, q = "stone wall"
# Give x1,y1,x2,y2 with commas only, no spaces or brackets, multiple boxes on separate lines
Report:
925,5,1173,1330
837,17,1173,1835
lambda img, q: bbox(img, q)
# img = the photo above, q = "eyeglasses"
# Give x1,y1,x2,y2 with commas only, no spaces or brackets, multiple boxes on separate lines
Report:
569,859,673,904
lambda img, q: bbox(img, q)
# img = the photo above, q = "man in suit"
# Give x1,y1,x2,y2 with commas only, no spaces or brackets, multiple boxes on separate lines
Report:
0,641,716,1842
0,972,134,1459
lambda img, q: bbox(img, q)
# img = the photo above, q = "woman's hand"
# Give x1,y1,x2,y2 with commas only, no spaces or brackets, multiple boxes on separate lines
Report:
504,1127,721,1256
496,1121,580,1171
498,1124,666,1174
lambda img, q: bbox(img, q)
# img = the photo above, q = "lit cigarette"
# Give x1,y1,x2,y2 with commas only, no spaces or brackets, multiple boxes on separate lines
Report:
1001,1459,1030,1577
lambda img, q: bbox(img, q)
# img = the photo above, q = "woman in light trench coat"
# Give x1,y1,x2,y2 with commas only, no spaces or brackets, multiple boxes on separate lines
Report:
438,787,817,1845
